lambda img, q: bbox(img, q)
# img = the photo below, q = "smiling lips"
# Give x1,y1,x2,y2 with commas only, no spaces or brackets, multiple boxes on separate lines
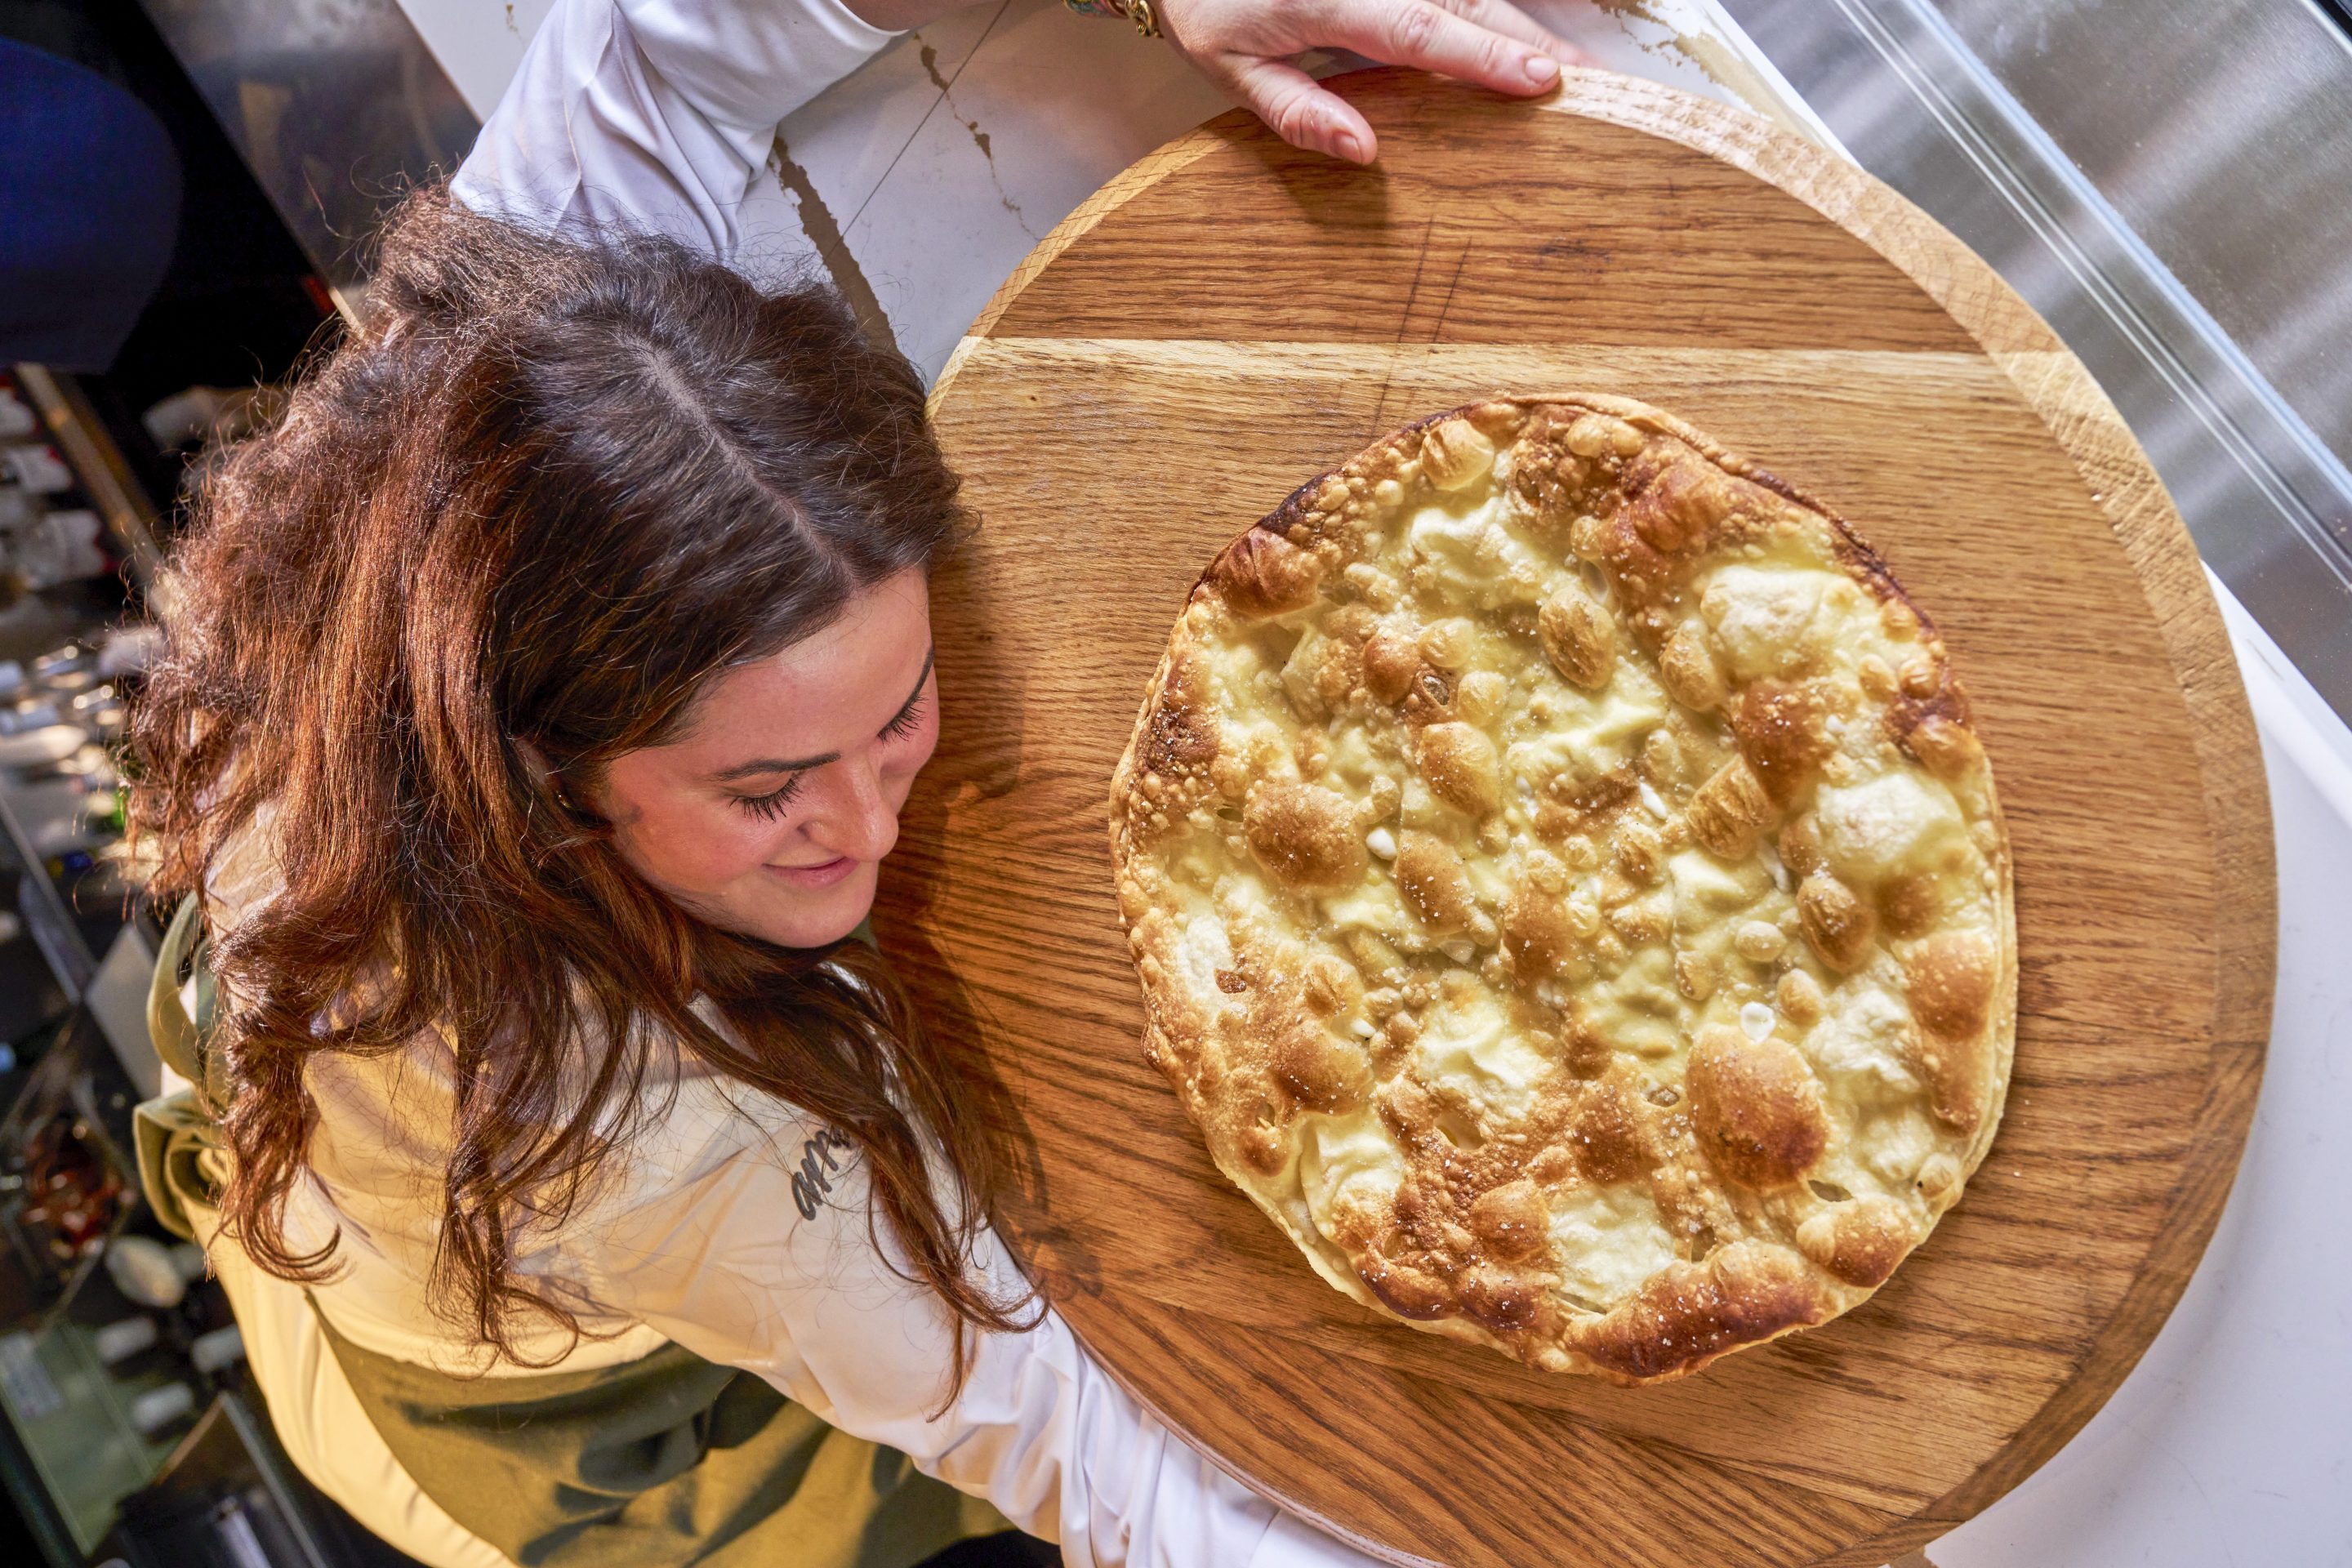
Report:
767,855,857,890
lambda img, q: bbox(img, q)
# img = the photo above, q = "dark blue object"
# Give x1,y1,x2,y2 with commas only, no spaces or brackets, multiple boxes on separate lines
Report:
0,38,183,371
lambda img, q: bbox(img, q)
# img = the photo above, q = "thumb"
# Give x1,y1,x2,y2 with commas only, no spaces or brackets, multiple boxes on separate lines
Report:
1226,56,1380,163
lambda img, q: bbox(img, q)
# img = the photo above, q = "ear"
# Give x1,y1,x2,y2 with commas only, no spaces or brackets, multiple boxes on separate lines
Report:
513,737,577,813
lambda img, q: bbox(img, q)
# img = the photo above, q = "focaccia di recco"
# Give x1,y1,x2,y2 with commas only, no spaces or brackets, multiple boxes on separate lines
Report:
1109,395,2014,1384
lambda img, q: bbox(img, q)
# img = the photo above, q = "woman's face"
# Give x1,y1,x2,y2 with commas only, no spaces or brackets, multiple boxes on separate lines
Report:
595,568,938,949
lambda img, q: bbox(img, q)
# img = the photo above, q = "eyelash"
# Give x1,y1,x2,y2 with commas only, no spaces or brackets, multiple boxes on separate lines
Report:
733,775,805,821
729,687,927,821
880,689,928,742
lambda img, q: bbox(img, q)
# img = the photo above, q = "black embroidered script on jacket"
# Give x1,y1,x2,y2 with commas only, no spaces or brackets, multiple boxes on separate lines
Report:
789,1127,856,1220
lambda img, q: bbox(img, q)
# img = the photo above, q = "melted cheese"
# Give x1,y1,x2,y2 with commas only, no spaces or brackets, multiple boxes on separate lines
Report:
1176,911,1234,995
1815,772,1970,882
1699,564,1833,679
1546,1186,1681,1308
1415,985,1548,1118
1504,677,1668,794
1406,494,1550,606
1301,1111,1408,1236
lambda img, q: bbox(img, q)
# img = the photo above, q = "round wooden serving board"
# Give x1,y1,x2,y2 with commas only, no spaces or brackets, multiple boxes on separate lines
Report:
883,69,2276,1568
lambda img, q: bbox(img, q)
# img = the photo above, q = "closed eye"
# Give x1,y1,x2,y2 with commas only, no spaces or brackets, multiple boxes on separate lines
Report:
732,774,806,821
880,687,928,742
880,653,934,743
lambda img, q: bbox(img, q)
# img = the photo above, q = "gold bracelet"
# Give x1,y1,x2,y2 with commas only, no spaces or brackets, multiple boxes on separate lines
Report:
1063,0,1161,39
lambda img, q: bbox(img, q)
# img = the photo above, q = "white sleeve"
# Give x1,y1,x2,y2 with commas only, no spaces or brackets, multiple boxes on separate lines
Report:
580,1108,1387,1568
449,0,896,256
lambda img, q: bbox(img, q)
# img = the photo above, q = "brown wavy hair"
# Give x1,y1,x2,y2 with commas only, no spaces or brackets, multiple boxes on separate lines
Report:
130,188,1032,1378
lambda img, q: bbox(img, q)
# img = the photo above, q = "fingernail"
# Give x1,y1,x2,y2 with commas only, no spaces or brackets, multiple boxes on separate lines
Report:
1525,53,1561,86
1334,130,1368,163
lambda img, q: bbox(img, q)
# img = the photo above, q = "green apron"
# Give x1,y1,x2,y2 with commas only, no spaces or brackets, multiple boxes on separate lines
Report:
136,898,1010,1568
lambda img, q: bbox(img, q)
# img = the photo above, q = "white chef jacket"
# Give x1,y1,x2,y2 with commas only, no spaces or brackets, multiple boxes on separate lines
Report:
216,4,1382,1566
448,0,892,256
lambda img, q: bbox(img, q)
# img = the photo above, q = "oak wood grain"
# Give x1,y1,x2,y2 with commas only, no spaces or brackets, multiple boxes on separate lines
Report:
886,68,2275,1568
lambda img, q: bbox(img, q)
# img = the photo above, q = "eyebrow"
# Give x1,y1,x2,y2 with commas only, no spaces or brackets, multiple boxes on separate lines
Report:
711,647,935,782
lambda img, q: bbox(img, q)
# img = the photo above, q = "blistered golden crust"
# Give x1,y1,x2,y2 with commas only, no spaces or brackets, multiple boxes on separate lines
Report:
1110,395,2016,1385
1686,1026,1831,1192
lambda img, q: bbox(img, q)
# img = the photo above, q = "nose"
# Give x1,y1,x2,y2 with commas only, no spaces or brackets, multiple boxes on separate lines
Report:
808,754,899,863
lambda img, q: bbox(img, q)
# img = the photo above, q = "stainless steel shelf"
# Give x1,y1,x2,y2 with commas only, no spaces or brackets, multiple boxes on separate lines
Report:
12,368,167,609
1726,0,2352,724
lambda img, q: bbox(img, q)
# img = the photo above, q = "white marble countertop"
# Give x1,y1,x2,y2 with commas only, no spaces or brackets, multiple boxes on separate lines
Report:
392,2,2352,1560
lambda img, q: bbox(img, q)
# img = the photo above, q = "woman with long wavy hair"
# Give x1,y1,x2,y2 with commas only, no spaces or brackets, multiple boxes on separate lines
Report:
128,0,1580,1561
